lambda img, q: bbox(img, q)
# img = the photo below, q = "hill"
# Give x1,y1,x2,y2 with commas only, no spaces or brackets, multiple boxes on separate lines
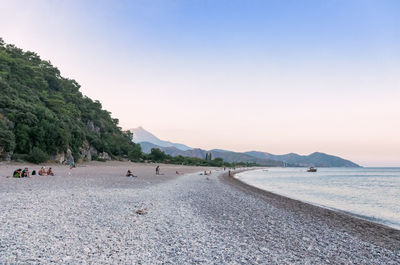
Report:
0,39,142,163
136,128,360,167
245,151,360,167
139,141,284,166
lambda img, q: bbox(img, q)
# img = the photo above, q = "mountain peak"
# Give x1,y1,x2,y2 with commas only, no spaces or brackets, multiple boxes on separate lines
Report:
130,127,192,151
131,126,146,131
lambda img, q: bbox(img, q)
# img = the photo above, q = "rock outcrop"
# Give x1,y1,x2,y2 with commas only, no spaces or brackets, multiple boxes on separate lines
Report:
99,152,111,161
65,148,75,165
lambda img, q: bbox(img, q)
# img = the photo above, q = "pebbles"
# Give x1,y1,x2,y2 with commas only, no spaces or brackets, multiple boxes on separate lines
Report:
135,208,148,215
0,164,399,264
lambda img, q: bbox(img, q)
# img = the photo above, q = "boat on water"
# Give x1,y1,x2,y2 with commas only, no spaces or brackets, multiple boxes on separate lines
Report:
307,167,317,172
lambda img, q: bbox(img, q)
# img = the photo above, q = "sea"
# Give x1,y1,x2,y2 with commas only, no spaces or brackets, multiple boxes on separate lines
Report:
236,167,400,230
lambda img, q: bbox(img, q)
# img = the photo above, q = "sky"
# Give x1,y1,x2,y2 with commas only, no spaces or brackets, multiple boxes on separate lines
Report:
1,0,399,166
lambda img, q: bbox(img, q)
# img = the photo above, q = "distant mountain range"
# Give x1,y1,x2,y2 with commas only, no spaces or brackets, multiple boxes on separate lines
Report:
245,151,360,168
130,127,361,167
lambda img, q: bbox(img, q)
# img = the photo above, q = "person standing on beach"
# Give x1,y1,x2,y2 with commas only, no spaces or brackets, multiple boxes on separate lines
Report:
156,166,160,175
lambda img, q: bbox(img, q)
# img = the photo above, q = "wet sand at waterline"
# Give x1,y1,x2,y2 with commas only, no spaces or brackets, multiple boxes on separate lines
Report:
0,162,399,264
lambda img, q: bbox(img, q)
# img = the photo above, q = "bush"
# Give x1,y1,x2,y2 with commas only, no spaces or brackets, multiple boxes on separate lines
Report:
26,147,49,164
149,148,167,162
91,155,106,162
11,153,28,162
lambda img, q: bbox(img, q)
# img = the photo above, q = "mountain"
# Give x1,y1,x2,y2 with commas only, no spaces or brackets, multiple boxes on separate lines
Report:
138,141,284,166
136,128,360,167
245,151,360,167
0,39,142,163
130,126,192,151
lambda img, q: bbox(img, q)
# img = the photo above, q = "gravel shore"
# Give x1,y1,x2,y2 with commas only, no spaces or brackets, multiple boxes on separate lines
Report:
0,163,399,264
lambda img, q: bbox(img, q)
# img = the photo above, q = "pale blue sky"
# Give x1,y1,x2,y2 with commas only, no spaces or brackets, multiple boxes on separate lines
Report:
1,0,399,166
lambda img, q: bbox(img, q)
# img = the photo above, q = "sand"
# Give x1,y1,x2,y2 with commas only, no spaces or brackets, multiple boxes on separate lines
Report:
0,162,399,264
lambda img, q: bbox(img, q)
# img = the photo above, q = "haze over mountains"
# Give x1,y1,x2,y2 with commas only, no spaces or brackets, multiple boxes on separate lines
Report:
132,126,192,151
130,127,360,167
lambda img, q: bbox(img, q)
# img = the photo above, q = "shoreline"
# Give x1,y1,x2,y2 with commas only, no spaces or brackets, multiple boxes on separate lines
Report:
1,163,399,263
221,169,400,251
232,169,400,230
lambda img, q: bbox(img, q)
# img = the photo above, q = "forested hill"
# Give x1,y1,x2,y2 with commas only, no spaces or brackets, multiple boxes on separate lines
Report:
0,38,142,163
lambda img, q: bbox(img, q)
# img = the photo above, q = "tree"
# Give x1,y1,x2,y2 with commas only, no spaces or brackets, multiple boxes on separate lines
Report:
128,144,142,161
150,148,167,162
0,123,15,153
26,147,49,164
0,39,145,162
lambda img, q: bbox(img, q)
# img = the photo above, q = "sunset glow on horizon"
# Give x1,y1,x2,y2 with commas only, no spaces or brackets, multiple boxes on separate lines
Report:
1,0,399,166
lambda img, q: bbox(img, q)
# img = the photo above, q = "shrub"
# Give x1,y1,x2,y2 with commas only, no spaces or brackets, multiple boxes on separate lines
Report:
12,153,28,162
26,147,49,164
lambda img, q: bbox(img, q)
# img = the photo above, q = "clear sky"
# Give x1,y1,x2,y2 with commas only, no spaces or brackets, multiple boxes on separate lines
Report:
1,0,399,166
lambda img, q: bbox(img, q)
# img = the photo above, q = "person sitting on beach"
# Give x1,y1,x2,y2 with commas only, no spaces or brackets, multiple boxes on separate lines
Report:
47,167,54,176
38,167,46,176
176,171,180,175
126,170,137,177
13,169,22,178
22,168,30,178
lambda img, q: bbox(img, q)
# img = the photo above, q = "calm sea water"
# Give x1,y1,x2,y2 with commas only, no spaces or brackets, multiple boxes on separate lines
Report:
236,167,400,230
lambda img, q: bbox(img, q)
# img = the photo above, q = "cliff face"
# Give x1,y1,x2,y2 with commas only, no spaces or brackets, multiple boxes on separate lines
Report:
0,39,141,163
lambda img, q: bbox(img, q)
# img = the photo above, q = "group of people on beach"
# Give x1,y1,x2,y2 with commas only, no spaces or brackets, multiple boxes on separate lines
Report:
13,166,54,178
126,166,163,178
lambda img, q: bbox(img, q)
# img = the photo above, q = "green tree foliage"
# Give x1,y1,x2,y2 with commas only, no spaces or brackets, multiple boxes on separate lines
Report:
0,119,15,153
0,38,141,162
143,149,253,168
149,148,167,162
26,147,49,164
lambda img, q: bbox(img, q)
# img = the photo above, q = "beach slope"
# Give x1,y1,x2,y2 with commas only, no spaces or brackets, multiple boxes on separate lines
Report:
0,163,399,264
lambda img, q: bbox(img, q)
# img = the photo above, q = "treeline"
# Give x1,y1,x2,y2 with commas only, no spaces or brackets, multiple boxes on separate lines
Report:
0,38,141,163
144,148,256,167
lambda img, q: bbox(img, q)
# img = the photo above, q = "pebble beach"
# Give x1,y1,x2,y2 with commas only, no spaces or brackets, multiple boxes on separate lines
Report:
0,162,399,264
